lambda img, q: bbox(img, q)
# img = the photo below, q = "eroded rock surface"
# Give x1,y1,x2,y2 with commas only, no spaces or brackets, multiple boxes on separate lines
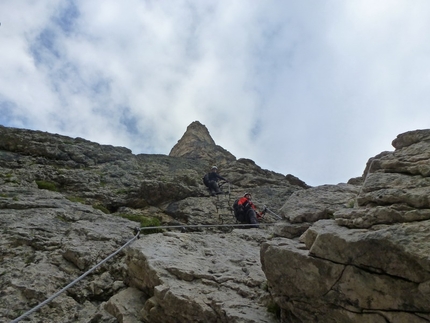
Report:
169,121,236,164
5,122,430,323
0,186,133,322
262,129,430,322
279,183,359,223
0,122,304,323
126,230,278,323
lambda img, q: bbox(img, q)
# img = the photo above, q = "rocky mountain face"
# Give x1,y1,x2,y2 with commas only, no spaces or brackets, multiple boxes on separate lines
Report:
169,121,236,164
1,121,429,323
0,121,303,323
262,129,430,322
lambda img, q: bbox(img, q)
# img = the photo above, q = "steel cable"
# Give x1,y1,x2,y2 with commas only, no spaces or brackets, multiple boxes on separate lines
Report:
10,221,284,322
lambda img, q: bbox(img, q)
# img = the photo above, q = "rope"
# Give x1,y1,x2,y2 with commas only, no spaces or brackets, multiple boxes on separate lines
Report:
10,230,141,323
138,222,280,231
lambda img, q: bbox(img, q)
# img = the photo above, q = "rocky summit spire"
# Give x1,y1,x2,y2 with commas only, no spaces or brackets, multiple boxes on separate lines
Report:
169,121,236,163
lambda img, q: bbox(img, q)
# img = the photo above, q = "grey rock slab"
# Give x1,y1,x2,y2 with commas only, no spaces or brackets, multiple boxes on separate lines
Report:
279,183,360,223
302,219,430,283
126,230,278,323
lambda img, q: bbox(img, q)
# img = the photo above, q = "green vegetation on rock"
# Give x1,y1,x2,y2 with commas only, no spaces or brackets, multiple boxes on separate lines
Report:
116,213,162,234
36,180,58,191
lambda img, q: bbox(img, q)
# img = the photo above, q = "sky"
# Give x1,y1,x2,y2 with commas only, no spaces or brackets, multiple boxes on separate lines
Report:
1,1,429,187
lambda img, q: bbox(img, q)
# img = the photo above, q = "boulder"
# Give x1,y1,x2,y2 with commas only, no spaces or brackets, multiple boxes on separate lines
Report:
126,230,278,323
105,288,147,323
279,183,360,223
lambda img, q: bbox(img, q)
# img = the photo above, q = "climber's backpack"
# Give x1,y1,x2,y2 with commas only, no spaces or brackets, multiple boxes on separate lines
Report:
232,198,241,220
202,173,210,187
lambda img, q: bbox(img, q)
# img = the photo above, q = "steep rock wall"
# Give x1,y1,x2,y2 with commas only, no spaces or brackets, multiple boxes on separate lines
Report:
0,123,305,323
261,129,430,323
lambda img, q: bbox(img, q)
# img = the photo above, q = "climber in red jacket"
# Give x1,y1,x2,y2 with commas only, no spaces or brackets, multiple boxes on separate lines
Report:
236,193,265,228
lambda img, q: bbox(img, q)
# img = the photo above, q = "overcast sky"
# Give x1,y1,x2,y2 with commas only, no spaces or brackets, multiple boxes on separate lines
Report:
1,1,429,186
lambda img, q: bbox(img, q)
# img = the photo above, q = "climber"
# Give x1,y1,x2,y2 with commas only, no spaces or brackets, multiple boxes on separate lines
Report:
233,193,266,228
203,166,229,196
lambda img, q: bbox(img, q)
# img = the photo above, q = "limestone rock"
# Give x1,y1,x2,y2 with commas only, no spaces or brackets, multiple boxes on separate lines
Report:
392,128,430,149
357,172,430,208
285,174,311,189
0,123,304,322
0,124,303,220
334,204,430,229
8,122,430,322
0,125,132,167
126,230,278,323
0,186,133,323
105,288,147,323
169,121,236,164
279,183,360,223
261,228,430,322
272,222,312,239
262,128,430,322
335,128,430,228
303,219,430,283
370,130,430,177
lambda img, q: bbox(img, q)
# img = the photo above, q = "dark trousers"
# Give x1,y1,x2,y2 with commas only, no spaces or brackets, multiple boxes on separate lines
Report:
237,209,259,228
208,180,221,194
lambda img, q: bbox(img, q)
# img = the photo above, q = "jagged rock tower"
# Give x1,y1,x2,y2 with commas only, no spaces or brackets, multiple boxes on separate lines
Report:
169,121,236,165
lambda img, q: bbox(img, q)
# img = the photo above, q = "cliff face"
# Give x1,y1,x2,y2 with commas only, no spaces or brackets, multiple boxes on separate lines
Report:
0,122,304,323
2,122,430,323
262,129,430,323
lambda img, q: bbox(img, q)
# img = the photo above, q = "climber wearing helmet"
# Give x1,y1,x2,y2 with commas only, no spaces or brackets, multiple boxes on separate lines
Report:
204,166,228,196
235,193,265,228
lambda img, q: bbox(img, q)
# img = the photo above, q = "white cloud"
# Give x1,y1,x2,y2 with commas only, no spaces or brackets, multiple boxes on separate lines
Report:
1,0,430,186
